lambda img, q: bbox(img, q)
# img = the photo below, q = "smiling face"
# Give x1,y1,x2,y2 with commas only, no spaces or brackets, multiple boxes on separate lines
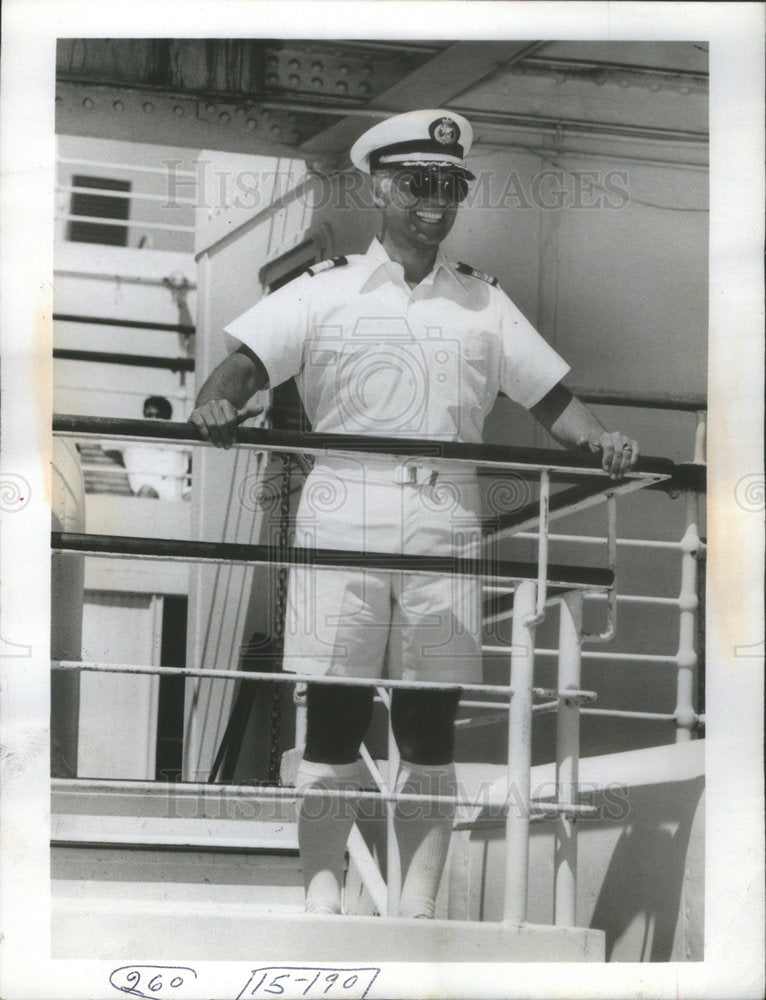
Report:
373,168,461,255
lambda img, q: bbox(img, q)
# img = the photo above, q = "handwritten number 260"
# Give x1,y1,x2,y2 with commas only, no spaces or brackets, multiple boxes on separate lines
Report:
111,966,193,998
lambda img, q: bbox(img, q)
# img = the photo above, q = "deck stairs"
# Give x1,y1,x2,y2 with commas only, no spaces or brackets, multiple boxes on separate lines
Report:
51,777,604,962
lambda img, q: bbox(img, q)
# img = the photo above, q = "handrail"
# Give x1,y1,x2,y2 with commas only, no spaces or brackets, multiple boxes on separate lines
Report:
53,350,194,372
59,213,195,234
58,184,197,207
567,386,707,413
54,312,196,335
52,414,677,480
51,531,615,591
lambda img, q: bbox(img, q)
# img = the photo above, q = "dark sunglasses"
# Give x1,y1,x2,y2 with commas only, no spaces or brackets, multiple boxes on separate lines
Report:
394,167,470,204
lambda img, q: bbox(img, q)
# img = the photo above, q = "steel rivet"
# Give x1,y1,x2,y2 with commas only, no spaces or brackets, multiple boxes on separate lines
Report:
143,101,154,112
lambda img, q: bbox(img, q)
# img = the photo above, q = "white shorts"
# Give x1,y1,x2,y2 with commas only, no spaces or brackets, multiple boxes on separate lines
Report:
282,457,483,684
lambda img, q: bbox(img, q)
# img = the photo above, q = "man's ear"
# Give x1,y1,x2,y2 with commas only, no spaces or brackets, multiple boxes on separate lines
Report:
371,172,391,209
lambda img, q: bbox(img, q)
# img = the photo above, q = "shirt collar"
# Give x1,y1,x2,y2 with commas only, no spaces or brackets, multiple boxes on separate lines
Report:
360,237,461,294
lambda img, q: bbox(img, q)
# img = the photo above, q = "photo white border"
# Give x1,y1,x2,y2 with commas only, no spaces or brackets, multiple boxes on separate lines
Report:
1,2,763,998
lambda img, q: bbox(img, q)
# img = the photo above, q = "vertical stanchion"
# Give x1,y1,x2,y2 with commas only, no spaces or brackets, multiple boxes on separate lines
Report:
554,591,584,927
675,491,701,742
674,407,706,741
293,683,307,752
503,579,537,925
385,693,401,917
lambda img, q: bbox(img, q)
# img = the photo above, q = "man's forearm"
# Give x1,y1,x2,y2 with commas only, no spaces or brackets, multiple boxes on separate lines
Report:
194,348,268,409
530,383,605,450
189,347,269,448
530,382,639,479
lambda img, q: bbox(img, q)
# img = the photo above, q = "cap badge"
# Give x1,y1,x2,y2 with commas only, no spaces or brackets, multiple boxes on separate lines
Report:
429,117,460,146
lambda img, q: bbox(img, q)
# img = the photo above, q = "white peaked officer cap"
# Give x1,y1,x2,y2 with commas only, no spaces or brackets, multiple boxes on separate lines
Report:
350,109,475,178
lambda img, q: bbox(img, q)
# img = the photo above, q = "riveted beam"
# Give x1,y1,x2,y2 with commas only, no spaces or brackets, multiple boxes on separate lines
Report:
300,40,547,164
55,81,328,157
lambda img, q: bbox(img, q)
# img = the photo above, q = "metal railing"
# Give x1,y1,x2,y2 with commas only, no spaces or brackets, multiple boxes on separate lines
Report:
51,413,694,927
56,158,197,251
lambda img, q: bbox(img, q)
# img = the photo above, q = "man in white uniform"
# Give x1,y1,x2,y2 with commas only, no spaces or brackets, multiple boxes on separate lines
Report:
190,109,639,918
122,396,190,500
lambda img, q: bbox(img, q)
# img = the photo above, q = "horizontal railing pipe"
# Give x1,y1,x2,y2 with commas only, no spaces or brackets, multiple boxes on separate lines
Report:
52,658,514,697
54,313,196,335
514,531,687,551
52,531,616,591
53,413,677,480
54,349,194,372
567,386,707,413
50,775,597,817
579,708,679,722
58,213,195,233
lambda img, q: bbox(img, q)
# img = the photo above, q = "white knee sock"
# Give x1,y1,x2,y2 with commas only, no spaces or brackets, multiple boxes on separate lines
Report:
393,760,457,919
296,758,365,914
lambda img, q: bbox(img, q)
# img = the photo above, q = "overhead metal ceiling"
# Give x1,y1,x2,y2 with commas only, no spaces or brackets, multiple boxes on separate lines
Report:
56,39,709,163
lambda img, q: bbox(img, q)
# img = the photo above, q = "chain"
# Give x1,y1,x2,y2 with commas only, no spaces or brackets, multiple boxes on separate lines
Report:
268,452,293,784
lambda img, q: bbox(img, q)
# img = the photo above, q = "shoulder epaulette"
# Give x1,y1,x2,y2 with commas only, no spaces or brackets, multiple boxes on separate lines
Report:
306,256,349,277
454,261,499,287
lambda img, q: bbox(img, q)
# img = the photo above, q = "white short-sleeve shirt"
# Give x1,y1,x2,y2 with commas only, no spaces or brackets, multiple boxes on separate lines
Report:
225,238,569,444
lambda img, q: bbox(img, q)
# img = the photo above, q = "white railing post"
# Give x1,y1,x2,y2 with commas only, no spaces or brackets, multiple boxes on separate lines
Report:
554,591,584,926
384,691,401,917
675,408,706,742
293,682,307,752
503,579,537,924
675,491,701,742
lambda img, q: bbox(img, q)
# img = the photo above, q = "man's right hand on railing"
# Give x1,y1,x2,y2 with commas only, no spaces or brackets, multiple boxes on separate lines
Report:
188,400,264,449
188,346,269,449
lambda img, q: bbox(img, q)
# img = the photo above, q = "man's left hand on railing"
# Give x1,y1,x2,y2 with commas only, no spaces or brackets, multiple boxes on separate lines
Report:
579,430,640,480
530,382,640,480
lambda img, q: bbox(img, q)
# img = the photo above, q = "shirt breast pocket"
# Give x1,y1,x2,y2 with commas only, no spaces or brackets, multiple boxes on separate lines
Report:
449,331,493,407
